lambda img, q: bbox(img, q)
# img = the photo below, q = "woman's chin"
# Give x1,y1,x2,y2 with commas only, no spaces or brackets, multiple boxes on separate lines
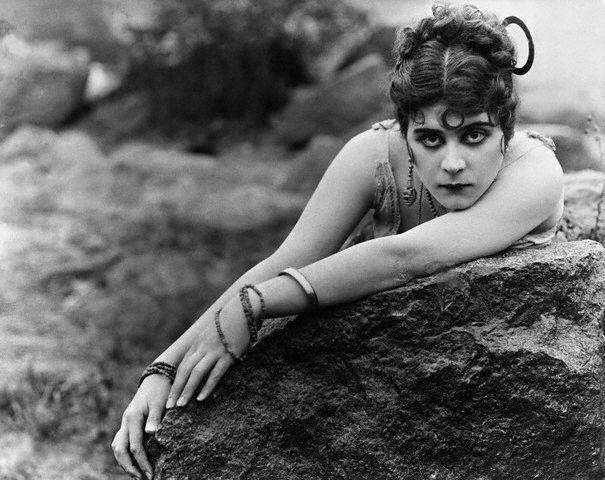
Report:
435,195,475,211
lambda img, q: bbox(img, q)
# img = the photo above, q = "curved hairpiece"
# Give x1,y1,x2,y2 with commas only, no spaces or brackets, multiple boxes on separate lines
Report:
502,16,534,75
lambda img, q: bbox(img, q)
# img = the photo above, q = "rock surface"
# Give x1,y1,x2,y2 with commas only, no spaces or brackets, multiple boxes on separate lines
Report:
281,134,346,195
0,35,89,133
557,170,605,244
148,240,605,480
272,54,391,147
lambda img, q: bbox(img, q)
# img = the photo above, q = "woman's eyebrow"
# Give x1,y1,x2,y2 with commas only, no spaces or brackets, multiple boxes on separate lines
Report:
459,121,495,129
412,127,443,134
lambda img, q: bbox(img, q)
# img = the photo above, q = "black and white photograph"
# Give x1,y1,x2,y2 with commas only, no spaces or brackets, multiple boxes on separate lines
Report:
0,0,604,479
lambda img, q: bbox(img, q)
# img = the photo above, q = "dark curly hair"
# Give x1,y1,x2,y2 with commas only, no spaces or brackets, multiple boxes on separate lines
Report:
389,3,520,143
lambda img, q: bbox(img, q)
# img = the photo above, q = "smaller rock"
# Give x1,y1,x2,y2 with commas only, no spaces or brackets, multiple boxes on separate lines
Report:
0,35,90,133
306,27,374,81
272,54,391,146
280,134,346,194
80,92,153,144
340,25,398,70
283,1,370,81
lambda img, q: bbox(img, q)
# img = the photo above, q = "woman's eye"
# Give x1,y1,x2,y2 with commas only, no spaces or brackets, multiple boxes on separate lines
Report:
464,130,487,144
419,134,443,148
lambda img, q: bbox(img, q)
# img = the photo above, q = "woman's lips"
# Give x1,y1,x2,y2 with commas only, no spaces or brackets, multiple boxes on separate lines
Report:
440,183,472,191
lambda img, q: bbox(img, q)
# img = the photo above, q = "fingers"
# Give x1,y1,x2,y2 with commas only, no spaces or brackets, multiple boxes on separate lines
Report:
197,357,232,401
144,403,164,435
177,354,218,406
127,411,154,480
111,421,144,479
166,352,199,409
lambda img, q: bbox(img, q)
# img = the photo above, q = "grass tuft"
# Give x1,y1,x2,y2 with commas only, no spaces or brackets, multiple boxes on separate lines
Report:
0,364,112,441
585,114,605,241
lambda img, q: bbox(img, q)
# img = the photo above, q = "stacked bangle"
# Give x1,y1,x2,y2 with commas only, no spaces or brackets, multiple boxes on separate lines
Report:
238,284,267,344
138,361,177,388
244,284,266,329
278,267,319,309
239,286,258,343
214,307,245,362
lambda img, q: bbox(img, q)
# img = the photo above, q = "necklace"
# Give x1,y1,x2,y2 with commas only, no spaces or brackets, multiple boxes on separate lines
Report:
417,183,440,225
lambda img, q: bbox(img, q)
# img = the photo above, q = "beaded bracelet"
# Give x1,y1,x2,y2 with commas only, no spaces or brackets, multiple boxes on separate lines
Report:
214,307,245,362
138,361,177,388
239,284,268,344
239,286,259,343
244,284,266,330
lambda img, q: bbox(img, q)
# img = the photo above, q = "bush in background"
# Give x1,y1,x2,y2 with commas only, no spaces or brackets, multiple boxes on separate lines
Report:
117,0,369,131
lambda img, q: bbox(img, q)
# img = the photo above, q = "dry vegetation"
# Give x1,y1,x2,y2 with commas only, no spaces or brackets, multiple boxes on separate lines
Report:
0,124,306,478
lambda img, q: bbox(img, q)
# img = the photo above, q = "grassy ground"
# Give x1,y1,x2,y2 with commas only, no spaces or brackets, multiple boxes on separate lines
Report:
0,125,305,478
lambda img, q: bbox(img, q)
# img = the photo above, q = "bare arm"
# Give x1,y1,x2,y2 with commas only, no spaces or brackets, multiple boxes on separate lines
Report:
227,143,564,318
166,137,562,410
154,128,380,364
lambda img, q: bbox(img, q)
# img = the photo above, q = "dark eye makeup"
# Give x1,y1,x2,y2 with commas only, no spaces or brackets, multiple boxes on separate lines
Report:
413,126,492,149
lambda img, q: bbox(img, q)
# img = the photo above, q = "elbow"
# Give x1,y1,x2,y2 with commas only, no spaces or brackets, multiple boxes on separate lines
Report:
395,235,460,286
392,239,448,286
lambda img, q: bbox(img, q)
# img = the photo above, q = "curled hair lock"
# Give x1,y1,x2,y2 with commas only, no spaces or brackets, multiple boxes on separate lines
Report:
441,109,464,129
389,3,533,144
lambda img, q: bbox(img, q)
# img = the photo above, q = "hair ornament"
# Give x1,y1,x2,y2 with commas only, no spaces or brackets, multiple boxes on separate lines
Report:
502,16,534,75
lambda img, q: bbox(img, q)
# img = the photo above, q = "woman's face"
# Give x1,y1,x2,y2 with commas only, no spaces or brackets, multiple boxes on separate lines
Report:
406,102,505,211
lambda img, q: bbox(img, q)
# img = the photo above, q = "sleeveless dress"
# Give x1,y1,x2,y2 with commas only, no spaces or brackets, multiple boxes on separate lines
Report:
342,119,561,250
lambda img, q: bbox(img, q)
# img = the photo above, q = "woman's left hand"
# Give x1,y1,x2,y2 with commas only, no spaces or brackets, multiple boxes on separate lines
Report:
165,297,250,408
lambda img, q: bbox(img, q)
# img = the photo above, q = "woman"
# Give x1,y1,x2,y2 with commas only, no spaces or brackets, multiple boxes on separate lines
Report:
112,4,563,478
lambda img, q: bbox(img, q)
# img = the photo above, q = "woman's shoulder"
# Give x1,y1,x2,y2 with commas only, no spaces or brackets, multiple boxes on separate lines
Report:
503,129,557,167
342,119,400,164
497,128,564,225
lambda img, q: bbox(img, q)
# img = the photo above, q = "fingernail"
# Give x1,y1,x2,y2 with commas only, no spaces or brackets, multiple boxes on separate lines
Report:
145,470,153,480
176,397,185,407
196,394,205,401
166,397,175,409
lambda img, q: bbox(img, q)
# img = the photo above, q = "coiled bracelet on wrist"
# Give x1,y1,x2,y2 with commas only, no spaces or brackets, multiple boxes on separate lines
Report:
138,361,177,388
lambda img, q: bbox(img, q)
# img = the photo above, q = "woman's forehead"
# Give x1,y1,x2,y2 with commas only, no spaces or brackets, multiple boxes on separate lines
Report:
411,103,491,129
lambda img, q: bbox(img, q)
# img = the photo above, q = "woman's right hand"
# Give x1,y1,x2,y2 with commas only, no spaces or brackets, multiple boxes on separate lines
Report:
111,374,171,479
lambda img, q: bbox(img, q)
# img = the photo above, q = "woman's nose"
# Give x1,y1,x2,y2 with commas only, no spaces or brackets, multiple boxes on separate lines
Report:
440,149,466,175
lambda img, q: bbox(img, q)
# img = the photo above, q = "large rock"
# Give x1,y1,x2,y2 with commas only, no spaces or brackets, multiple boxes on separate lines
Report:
0,34,89,133
147,240,605,480
557,170,605,244
272,54,391,147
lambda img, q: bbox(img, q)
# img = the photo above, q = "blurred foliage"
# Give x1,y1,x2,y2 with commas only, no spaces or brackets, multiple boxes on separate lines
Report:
118,0,368,130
